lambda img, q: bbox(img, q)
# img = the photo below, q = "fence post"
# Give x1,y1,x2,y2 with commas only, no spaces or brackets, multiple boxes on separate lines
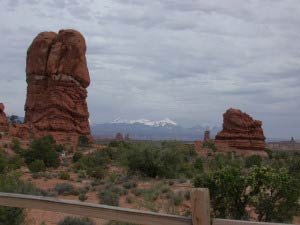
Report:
191,188,211,225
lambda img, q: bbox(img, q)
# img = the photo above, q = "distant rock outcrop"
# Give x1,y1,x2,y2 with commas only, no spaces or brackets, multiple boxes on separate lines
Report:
0,103,8,132
203,130,210,142
115,132,124,141
24,29,91,144
215,108,265,151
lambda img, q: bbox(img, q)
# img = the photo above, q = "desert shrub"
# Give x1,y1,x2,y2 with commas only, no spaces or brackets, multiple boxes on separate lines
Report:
0,151,7,173
11,138,22,153
74,149,110,177
122,181,137,189
0,171,42,225
7,155,24,170
22,135,60,168
194,165,300,222
73,152,83,162
264,148,273,159
55,183,75,195
121,142,189,178
79,193,88,202
245,155,262,168
28,160,46,173
194,157,203,172
208,153,242,170
132,188,143,196
168,192,183,206
98,189,119,206
58,217,95,225
59,171,70,180
202,141,218,152
87,166,105,179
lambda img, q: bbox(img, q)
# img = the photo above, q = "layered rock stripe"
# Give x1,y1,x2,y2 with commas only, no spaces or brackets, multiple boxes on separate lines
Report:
24,29,91,143
215,108,265,151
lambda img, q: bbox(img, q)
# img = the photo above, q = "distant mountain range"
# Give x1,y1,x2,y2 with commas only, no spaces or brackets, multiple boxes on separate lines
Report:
91,118,221,141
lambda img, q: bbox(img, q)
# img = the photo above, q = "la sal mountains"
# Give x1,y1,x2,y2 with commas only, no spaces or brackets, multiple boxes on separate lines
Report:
91,118,221,141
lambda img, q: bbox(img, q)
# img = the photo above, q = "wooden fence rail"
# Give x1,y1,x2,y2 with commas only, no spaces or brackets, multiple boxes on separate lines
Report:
0,189,292,225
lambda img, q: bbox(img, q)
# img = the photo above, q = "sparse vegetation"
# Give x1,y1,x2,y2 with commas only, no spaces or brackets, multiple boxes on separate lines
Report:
58,217,95,225
22,135,61,168
28,159,46,173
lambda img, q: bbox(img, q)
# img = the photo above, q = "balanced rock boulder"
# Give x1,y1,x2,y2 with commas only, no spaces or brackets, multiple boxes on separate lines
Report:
24,29,91,144
215,108,265,151
0,103,8,132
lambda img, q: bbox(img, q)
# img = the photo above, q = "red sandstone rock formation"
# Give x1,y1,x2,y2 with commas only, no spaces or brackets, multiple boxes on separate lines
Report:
203,130,210,142
215,108,265,151
0,103,8,132
115,133,124,141
9,124,31,139
24,29,91,144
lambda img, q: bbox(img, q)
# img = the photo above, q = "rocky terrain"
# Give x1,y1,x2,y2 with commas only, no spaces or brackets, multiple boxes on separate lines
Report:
0,103,8,133
215,108,265,151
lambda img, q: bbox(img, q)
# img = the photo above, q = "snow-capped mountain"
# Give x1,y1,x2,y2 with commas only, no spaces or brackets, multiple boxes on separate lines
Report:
111,118,177,127
91,118,221,141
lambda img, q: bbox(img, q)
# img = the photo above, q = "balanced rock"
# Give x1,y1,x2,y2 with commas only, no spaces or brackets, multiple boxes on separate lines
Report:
24,29,91,144
0,103,8,132
215,108,265,150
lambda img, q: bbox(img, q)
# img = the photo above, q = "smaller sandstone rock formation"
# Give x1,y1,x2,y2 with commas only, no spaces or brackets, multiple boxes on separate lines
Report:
215,108,265,151
115,132,124,141
0,103,8,133
203,130,210,142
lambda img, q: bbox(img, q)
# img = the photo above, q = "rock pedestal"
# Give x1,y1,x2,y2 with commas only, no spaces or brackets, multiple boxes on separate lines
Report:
0,103,8,133
203,130,210,142
24,29,91,144
215,108,265,151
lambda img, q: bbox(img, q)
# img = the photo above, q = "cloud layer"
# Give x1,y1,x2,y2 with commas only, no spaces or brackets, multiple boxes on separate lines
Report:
0,0,299,138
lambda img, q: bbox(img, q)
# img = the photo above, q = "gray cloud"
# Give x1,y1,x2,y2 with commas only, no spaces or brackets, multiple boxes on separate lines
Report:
0,0,300,139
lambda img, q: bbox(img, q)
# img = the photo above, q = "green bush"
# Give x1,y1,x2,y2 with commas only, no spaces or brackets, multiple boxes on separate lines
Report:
59,171,70,180
194,157,203,172
202,141,218,152
79,193,88,202
123,181,137,189
28,160,46,173
11,138,22,153
73,152,83,162
55,183,75,195
245,155,262,168
0,151,7,173
121,142,190,178
58,217,95,225
98,185,126,206
0,171,42,225
22,136,60,168
194,165,300,222
87,166,105,179
7,155,24,170
99,189,119,206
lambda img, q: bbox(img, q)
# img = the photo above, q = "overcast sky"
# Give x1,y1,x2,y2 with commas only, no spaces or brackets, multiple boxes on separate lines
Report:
0,0,299,139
